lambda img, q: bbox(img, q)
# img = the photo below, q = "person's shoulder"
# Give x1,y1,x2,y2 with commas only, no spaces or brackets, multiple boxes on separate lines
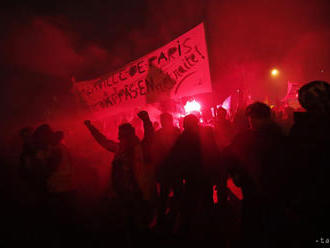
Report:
156,127,181,135
154,129,163,138
269,122,284,135
172,127,180,135
225,130,252,149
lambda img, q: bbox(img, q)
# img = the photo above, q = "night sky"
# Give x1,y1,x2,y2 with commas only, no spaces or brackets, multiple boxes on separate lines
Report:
1,0,330,138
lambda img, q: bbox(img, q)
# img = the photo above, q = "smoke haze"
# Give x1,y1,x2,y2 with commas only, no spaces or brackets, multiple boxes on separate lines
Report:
1,0,330,135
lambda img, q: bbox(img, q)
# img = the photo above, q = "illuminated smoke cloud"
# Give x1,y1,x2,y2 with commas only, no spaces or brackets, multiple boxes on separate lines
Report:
0,0,329,137
3,17,110,78
3,17,81,77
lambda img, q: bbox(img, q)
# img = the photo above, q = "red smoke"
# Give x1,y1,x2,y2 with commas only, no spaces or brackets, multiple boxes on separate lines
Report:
1,0,329,206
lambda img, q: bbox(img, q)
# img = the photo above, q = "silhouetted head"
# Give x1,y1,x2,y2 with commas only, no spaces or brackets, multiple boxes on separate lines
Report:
216,107,227,120
118,123,139,149
183,114,199,133
246,102,272,129
19,126,34,142
298,80,330,114
118,123,136,141
160,113,173,129
246,102,271,119
33,124,54,148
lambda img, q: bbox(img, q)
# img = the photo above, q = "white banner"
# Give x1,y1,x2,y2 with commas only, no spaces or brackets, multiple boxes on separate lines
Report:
73,23,212,115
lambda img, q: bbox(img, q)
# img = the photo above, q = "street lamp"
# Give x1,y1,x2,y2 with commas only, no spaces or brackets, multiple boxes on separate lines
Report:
271,68,279,77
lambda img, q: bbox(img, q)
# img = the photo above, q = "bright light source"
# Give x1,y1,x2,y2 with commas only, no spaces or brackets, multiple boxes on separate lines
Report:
221,95,232,111
184,100,201,114
271,68,279,76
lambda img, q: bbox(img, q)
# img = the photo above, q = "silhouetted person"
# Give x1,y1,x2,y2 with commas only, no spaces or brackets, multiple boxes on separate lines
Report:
199,126,222,201
29,124,62,245
136,111,157,225
154,113,181,185
154,113,181,167
152,113,180,234
160,114,207,243
224,102,287,248
84,120,141,196
199,125,229,245
232,107,249,136
214,107,233,151
282,106,295,133
137,110,154,167
47,131,74,194
31,124,61,196
46,130,77,245
288,81,330,246
84,120,148,245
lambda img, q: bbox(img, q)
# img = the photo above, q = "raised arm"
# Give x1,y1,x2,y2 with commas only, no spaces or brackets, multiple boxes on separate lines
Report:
137,111,154,164
137,110,154,142
84,120,119,153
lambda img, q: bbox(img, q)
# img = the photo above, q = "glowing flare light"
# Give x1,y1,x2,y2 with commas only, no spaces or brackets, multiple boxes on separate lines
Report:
184,100,201,114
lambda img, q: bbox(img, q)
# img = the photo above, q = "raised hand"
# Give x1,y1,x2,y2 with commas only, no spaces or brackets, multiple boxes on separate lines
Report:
137,110,150,121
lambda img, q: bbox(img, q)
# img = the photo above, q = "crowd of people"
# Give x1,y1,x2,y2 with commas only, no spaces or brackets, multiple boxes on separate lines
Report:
1,80,330,248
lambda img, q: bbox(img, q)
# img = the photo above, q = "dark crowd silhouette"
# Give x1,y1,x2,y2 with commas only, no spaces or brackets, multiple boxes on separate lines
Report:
1,80,330,248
